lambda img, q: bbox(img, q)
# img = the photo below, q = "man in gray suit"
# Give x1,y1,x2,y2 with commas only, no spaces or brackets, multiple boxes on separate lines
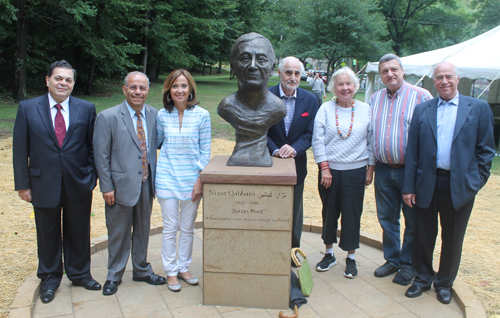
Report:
93,71,166,295
402,62,495,304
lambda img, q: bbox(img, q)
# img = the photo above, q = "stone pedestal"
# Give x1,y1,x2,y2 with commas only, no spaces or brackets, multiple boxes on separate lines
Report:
201,155,296,309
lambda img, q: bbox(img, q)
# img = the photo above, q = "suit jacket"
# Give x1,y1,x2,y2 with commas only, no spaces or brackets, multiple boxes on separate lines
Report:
267,85,319,184
402,94,495,210
13,93,97,208
93,101,158,207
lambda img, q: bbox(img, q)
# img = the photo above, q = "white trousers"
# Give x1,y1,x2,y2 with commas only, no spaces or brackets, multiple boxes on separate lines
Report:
158,198,200,276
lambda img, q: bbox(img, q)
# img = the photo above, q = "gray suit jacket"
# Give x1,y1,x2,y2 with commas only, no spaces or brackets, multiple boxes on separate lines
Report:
93,101,158,207
402,94,495,210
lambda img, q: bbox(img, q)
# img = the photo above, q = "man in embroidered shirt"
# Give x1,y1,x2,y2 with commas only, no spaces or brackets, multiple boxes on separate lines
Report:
268,56,319,248
369,53,432,285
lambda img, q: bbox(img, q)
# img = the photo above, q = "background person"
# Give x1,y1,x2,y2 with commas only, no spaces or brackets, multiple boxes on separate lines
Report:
93,71,166,296
370,53,432,285
312,66,375,278
307,71,326,106
13,60,100,304
402,62,495,304
156,70,211,292
268,56,318,249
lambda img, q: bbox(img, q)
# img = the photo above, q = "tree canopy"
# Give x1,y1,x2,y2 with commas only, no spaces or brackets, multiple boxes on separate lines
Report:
0,0,491,100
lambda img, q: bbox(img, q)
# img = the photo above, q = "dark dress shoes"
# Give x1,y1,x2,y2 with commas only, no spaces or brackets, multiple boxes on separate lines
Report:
405,284,430,298
40,289,55,304
133,273,167,285
374,262,399,277
72,278,102,290
436,287,452,304
103,280,121,296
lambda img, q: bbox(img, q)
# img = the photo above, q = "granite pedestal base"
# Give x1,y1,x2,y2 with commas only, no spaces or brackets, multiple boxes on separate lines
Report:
201,155,296,309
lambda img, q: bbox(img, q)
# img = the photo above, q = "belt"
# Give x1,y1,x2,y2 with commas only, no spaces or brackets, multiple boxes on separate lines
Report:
387,164,405,169
437,169,450,175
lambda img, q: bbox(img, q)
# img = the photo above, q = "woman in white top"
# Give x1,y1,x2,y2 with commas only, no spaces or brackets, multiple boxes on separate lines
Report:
156,70,211,292
312,66,375,279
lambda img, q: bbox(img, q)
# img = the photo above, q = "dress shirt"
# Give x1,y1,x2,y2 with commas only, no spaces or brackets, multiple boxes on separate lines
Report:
279,84,297,136
436,93,459,170
48,94,70,131
370,81,432,164
126,102,149,161
272,85,297,157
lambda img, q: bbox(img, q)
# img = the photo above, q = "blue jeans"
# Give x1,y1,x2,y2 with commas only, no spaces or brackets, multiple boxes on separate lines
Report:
374,163,415,268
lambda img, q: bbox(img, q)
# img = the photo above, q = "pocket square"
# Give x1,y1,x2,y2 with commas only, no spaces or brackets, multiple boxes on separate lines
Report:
301,112,309,117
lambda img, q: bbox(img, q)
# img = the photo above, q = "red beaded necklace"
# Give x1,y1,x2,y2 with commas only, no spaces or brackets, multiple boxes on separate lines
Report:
335,99,355,139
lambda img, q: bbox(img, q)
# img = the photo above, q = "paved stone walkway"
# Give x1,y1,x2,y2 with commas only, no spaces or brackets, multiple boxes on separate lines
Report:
22,230,468,318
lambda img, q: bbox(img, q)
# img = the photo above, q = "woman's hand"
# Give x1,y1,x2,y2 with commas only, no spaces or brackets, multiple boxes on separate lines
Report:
320,168,332,189
191,177,203,202
366,165,375,186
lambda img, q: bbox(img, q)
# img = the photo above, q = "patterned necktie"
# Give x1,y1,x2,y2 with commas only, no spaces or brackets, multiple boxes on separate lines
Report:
54,104,66,148
136,111,148,182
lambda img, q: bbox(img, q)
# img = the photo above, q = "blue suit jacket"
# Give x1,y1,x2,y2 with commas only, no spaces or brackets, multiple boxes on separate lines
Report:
267,85,319,184
402,94,495,210
13,93,97,208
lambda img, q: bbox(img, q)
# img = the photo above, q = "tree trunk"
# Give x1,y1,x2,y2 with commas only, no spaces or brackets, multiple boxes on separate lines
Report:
217,60,222,74
140,9,151,73
209,65,212,75
86,1,103,95
14,0,28,102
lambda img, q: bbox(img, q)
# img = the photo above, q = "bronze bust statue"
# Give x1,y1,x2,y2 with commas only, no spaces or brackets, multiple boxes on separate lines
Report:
218,33,286,167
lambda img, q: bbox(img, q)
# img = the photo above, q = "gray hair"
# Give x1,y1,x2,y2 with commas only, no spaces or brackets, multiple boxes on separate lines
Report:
378,53,403,72
327,66,360,94
432,61,459,79
124,71,150,87
278,56,305,75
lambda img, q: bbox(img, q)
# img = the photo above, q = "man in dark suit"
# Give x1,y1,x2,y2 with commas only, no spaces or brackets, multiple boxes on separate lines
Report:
93,71,166,296
268,56,319,248
13,60,101,304
402,62,495,304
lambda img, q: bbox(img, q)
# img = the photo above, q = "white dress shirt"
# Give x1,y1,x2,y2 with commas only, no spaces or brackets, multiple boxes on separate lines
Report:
48,94,70,131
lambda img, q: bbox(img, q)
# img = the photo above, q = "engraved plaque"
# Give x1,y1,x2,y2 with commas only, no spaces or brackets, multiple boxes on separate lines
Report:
203,183,293,231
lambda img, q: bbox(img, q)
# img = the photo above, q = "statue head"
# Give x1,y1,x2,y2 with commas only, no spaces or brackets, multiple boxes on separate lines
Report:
230,32,276,90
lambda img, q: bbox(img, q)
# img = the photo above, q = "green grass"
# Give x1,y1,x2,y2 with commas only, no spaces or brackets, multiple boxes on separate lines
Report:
491,156,500,175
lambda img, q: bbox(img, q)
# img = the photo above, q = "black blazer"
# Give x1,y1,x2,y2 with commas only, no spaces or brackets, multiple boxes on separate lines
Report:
267,85,319,184
13,93,97,208
402,94,495,210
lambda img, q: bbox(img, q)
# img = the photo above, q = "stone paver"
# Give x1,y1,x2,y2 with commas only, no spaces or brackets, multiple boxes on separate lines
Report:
15,229,473,318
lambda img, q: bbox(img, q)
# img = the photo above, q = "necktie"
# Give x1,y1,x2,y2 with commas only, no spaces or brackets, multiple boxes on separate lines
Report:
136,111,148,182
54,104,66,148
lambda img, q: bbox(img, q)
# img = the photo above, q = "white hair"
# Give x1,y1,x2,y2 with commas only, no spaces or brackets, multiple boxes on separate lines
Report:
327,66,359,94
278,56,305,74
432,61,459,79
124,71,150,87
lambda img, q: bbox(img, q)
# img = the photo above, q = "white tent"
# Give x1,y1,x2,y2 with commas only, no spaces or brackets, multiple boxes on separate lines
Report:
364,24,500,106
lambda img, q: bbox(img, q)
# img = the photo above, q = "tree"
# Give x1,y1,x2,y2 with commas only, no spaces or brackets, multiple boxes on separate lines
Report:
471,0,500,33
276,0,390,75
378,0,473,56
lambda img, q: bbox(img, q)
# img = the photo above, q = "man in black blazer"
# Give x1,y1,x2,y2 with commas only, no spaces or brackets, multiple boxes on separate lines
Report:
402,62,495,304
268,56,319,248
13,60,100,304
